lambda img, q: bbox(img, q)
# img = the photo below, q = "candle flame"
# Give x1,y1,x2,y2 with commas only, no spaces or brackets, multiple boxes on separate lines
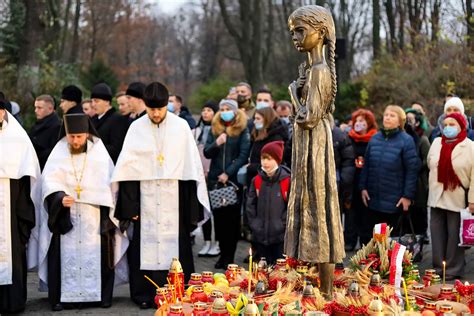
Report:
443,261,446,265
249,248,252,256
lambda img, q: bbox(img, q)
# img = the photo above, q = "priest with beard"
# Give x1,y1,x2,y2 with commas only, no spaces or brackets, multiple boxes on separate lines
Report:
38,113,128,311
0,99,41,313
113,82,210,309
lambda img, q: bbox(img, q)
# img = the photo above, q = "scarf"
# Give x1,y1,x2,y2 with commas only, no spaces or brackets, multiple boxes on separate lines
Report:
348,128,377,143
438,129,467,191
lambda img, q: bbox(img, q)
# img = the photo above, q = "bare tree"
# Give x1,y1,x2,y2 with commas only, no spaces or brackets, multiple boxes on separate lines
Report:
218,0,274,89
373,0,381,59
69,0,81,63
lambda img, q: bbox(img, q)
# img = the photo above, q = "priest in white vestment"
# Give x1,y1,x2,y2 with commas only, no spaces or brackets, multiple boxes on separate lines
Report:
0,101,41,313
113,82,210,309
38,113,128,311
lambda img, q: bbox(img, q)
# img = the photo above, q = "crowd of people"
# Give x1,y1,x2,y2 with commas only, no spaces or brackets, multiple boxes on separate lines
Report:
0,80,473,313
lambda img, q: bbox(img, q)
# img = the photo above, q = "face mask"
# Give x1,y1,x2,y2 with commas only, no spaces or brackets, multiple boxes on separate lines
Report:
281,117,290,124
167,102,175,112
220,111,235,122
256,102,270,110
443,126,460,138
255,122,264,130
262,165,279,175
344,126,352,133
353,122,367,133
237,94,248,104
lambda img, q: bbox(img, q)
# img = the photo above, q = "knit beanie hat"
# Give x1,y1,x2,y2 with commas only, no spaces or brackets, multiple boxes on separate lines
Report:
61,85,82,104
91,83,113,102
219,99,238,112
444,97,465,115
445,112,467,130
126,82,146,100
202,100,219,113
261,140,285,164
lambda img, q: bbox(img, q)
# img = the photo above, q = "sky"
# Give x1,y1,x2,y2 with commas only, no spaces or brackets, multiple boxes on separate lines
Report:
151,0,194,13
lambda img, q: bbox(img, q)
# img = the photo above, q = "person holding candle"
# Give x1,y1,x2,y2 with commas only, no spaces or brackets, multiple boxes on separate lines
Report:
427,112,474,280
246,141,290,264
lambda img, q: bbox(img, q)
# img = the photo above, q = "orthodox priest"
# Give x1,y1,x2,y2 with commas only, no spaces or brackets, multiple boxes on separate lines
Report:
38,113,128,311
0,100,41,313
113,82,210,309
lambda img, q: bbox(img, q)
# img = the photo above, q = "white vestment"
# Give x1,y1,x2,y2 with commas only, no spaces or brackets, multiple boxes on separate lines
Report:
0,112,40,285
38,137,128,301
112,113,210,270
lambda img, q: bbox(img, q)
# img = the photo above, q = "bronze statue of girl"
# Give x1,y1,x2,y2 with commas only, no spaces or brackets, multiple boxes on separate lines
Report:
285,5,345,297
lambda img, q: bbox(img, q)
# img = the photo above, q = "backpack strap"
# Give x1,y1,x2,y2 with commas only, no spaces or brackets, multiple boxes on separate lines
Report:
280,177,290,202
254,174,263,197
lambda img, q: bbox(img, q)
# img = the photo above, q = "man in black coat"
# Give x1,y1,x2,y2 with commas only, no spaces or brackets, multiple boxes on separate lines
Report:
168,94,196,129
59,85,83,114
91,83,128,163
29,95,61,170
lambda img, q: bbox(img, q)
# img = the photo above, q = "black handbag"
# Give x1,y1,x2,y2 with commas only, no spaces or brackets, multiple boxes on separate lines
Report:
208,140,239,209
396,212,424,262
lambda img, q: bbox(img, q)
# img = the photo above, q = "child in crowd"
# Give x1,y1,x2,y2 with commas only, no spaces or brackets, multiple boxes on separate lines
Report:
246,141,290,264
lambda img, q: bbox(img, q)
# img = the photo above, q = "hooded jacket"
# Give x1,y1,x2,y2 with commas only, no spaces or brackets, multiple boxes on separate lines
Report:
204,109,251,187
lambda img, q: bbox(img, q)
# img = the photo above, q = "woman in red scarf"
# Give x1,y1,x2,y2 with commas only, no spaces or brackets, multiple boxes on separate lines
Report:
345,109,378,250
427,112,474,280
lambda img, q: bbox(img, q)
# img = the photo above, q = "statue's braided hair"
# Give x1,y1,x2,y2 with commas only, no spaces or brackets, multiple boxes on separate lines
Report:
289,5,337,113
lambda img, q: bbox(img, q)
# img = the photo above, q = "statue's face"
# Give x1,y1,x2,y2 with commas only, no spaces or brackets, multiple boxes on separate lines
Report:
289,18,322,52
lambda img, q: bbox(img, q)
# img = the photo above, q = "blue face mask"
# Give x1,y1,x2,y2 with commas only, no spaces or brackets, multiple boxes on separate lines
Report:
443,126,460,138
167,102,175,112
281,117,290,125
256,102,270,110
220,111,235,122
255,122,264,130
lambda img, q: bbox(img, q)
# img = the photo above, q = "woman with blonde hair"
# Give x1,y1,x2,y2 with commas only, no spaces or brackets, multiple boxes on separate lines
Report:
360,105,420,233
427,112,474,280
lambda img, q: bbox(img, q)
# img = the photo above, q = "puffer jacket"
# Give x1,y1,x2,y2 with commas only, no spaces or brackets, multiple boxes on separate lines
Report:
246,166,291,245
359,129,420,213
204,109,251,188
332,126,355,203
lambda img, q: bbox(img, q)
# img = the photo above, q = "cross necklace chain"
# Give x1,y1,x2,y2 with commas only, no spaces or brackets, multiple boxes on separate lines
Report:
70,151,87,199
153,121,167,167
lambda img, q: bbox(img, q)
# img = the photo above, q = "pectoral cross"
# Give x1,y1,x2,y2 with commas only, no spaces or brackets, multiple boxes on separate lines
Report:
156,153,165,167
74,185,82,199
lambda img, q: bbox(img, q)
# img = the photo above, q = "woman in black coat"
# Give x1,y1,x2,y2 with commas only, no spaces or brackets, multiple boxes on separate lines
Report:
204,99,251,269
246,107,289,186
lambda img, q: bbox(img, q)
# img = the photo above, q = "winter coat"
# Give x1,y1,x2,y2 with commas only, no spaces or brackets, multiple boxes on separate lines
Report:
427,137,474,212
332,126,355,203
91,107,129,163
193,120,212,177
247,118,289,186
359,130,420,213
179,106,196,129
204,109,251,188
29,112,61,170
246,166,291,245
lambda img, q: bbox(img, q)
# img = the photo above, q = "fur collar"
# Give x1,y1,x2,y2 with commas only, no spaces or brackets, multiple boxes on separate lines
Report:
211,109,248,137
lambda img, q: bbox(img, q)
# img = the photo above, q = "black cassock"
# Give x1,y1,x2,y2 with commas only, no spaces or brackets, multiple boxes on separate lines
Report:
115,180,202,306
45,191,116,307
0,177,35,314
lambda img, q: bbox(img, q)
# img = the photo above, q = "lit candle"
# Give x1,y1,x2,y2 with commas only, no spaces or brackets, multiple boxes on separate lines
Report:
248,248,252,294
442,261,446,286
402,277,410,311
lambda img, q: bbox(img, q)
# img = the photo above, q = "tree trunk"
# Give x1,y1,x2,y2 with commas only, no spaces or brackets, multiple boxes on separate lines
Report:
397,0,405,50
59,0,72,60
384,0,398,55
373,0,381,59
18,0,44,67
69,0,81,63
466,0,473,50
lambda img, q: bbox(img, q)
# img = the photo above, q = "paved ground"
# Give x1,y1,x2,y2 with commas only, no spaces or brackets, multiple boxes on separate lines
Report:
19,229,474,315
